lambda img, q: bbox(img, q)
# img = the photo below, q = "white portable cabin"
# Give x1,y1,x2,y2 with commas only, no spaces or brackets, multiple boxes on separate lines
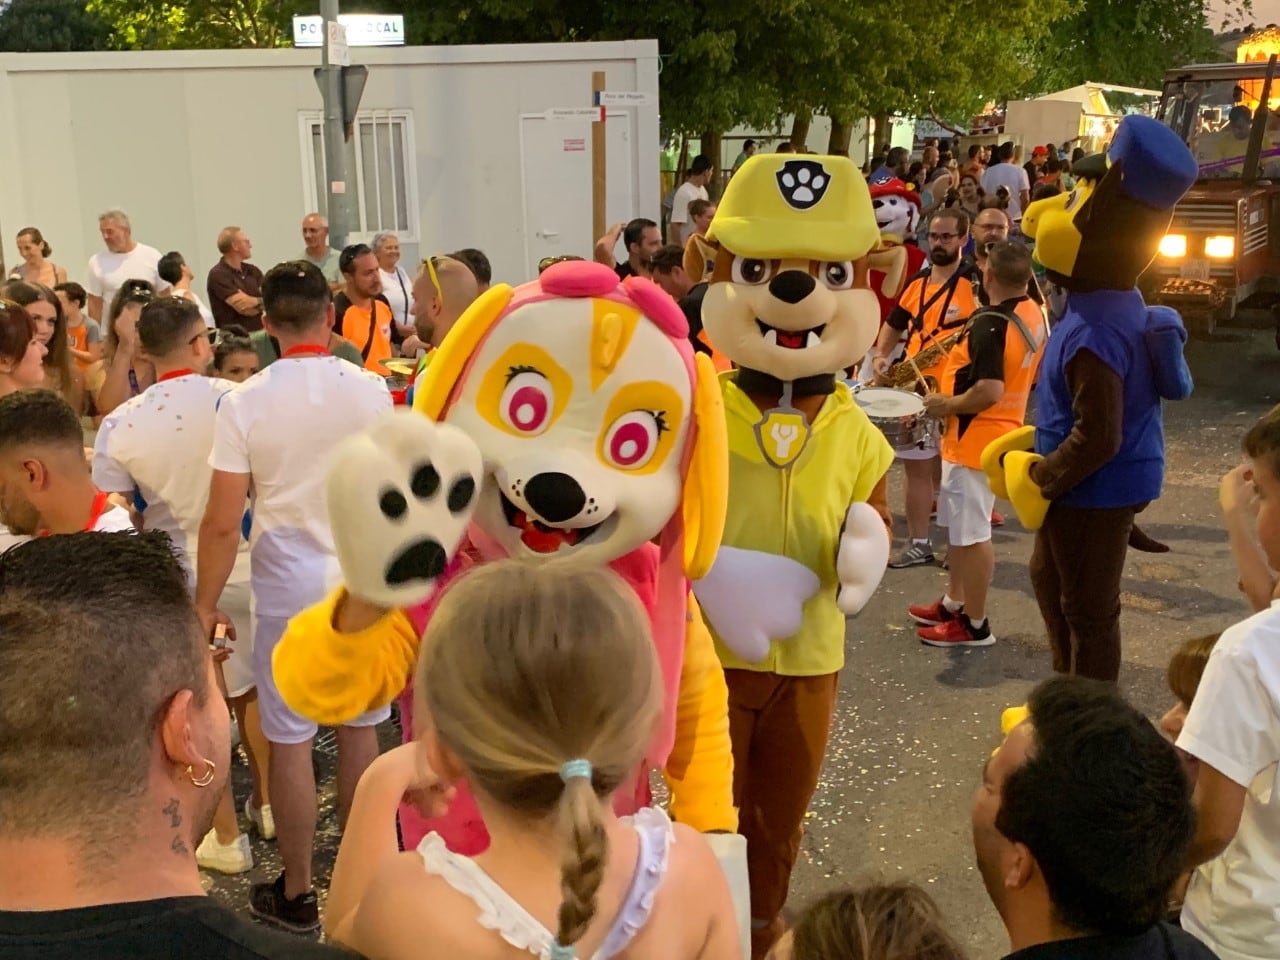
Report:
0,40,661,287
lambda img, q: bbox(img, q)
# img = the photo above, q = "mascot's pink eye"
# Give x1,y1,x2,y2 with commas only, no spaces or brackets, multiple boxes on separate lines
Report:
603,411,665,469
500,370,553,434
821,261,855,290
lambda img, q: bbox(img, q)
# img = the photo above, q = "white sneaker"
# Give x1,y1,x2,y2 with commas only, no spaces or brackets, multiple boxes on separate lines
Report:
195,830,253,874
245,797,276,840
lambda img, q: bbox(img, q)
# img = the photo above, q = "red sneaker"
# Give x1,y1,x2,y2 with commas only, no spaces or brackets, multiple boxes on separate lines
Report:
918,615,995,648
991,510,1005,527
908,597,961,626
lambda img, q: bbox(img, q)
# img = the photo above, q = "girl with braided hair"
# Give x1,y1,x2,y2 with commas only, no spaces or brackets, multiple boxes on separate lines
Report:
325,559,739,959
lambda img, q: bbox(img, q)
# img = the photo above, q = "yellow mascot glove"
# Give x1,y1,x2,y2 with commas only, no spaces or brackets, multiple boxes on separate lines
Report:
993,703,1031,756
1004,450,1050,530
273,588,421,727
981,426,1036,500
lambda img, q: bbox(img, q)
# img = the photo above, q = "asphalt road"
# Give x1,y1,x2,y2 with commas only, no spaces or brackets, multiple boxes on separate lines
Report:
206,324,1280,959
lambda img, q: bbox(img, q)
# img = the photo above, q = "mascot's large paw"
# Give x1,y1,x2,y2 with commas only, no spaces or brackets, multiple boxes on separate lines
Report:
1004,450,1050,530
703,833,751,960
836,502,890,615
981,426,1036,500
992,703,1030,757
693,547,820,663
329,410,483,608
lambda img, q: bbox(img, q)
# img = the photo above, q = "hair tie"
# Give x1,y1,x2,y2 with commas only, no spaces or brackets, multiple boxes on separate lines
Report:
559,758,592,784
548,941,575,960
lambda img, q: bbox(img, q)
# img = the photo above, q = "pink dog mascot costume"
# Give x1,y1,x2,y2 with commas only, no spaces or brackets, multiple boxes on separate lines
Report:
272,260,751,951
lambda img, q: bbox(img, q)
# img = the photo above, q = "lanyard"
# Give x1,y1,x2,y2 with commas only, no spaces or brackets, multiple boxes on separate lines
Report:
157,368,198,383
281,344,329,358
39,490,111,536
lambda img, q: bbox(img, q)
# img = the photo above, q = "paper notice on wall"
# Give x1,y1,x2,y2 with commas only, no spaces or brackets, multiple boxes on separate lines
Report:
331,181,347,194
563,138,586,152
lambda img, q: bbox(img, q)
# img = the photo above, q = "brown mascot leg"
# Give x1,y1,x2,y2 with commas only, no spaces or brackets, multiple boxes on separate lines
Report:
1034,505,1137,681
725,669,839,960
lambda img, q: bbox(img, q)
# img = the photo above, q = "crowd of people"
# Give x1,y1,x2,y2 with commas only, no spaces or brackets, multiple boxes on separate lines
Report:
0,131,1277,960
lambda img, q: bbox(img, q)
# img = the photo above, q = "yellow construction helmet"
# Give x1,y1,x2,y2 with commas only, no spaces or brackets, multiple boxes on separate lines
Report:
707,154,880,262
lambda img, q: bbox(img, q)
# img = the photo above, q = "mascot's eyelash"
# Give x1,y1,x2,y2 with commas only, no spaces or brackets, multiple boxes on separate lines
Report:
652,411,669,434
505,364,541,383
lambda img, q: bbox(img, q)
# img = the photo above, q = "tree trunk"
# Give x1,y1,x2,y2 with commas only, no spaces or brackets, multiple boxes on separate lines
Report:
790,110,812,151
676,134,689,181
700,129,724,198
828,117,854,157
873,112,893,154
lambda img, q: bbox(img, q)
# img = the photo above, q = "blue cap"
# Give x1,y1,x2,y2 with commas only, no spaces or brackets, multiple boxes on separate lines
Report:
1107,115,1198,212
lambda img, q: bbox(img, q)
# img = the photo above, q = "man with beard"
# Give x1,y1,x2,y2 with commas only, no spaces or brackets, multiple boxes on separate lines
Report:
868,208,976,568
0,532,346,959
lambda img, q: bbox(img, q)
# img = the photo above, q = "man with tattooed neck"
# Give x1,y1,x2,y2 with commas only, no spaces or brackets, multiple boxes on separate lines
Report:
0,532,349,958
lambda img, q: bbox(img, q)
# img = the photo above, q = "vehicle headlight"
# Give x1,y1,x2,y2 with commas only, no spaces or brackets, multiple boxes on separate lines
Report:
1159,233,1188,258
1205,235,1235,259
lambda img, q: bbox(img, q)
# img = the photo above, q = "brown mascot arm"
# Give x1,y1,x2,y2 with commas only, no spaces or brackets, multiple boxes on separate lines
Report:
1029,350,1123,499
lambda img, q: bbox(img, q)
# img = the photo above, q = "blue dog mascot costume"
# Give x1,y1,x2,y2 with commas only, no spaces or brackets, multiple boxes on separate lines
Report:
982,115,1198,680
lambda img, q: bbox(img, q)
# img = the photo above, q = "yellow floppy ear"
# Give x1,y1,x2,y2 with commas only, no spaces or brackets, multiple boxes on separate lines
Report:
413,283,516,420
682,352,727,579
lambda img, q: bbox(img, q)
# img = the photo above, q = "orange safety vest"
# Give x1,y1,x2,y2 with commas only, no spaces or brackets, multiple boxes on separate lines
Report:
341,299,394,375
898,272,977,383
940,298,1045,469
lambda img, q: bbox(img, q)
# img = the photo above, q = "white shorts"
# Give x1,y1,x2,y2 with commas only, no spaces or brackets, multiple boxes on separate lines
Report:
253,612,391,745
894,422,939,462
936,461,995,546
219,552,255,699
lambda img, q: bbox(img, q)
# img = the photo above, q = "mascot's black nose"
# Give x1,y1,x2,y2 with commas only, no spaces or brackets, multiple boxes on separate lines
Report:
769,270,816,304
523,472,586,523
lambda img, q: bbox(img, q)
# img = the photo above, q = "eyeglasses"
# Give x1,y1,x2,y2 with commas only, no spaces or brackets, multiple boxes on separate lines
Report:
927,232,960,242
421,256,443,301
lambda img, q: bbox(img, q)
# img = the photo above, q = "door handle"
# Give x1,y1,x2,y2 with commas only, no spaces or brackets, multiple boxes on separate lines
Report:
537,230,560,239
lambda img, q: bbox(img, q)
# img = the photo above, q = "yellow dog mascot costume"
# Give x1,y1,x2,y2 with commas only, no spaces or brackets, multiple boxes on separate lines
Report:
691,154,895,958
270,260,753,954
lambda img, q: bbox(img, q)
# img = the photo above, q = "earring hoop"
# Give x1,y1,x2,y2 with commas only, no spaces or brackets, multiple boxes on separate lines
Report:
185,759,216,788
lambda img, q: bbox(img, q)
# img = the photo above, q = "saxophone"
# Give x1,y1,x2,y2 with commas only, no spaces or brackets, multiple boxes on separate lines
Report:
885,327,966,393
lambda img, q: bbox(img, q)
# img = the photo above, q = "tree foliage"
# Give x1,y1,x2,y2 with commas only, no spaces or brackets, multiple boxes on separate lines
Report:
84,0,310,50
0,0,114,52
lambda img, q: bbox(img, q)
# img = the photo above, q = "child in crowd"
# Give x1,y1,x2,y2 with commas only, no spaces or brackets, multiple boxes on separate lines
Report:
767,883,966,960
324,560,739,959
214,325,260,383
1176,402,1280,960
92,296,270,875
54,281,104,373
1220,461,1280,610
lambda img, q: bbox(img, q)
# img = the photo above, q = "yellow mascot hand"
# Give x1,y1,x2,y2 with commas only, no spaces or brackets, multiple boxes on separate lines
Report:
981,426,1036,500
273,588,421,726
993,703,1031,757
1004,450,1050,530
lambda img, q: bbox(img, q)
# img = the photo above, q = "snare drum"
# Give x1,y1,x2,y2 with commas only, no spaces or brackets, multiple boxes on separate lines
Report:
853,386,931,452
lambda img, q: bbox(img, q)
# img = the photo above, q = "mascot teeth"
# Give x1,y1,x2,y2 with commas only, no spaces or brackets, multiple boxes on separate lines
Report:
756,319,826,350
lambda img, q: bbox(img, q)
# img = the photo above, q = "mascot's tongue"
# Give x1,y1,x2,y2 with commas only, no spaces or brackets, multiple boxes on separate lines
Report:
510,507,580,552
776,329,807,349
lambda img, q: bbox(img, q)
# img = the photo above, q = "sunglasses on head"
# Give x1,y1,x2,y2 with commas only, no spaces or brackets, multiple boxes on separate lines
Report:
421,256,443,301
537,255,584,273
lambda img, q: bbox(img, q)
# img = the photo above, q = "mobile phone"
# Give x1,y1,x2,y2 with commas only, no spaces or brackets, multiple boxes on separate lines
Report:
211,623,228,650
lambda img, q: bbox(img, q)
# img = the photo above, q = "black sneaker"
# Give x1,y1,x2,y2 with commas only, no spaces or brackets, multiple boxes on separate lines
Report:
889,542,935,569
250,871,320,934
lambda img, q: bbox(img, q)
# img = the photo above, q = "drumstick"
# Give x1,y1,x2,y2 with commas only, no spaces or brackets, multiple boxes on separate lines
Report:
905,353,931,394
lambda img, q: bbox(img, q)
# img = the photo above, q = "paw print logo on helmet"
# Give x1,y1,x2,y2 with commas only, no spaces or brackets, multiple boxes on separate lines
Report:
775,160,831,210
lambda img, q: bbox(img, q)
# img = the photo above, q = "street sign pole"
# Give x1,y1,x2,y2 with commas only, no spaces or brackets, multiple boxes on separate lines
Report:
319,0,353,249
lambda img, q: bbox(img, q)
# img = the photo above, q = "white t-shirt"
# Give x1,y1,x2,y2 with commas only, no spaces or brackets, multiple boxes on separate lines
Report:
980,163,1031,221
85,242,171,318
173,287,217,329
379,266,414,331
93,374,237,581
1178,601,1280,960
208,355,392,617
670,181,709,231
92,505,136,533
